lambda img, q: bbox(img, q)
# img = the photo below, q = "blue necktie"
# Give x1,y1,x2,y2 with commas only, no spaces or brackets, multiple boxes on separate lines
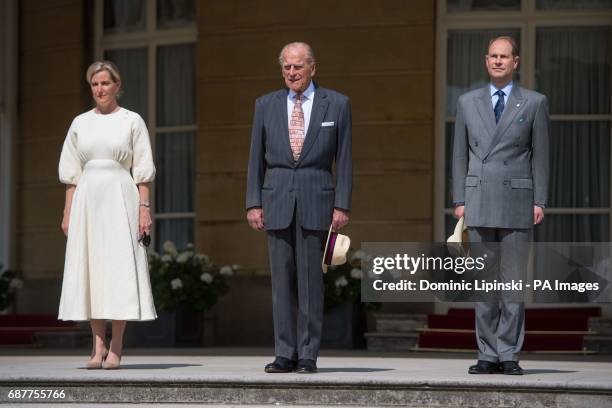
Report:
494,90,505,124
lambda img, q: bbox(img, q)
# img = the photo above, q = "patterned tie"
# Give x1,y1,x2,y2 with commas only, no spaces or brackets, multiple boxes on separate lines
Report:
494,89,505,124
289,93,305,161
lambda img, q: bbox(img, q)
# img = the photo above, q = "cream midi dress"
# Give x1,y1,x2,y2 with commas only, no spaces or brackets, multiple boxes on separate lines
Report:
58,108,157,321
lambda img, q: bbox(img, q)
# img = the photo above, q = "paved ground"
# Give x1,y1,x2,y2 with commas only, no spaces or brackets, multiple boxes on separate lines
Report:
2,349,612,406
1,350,612,388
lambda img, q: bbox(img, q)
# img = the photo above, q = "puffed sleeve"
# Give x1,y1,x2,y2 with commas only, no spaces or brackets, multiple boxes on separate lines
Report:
58,118,82,185
131,114,156,183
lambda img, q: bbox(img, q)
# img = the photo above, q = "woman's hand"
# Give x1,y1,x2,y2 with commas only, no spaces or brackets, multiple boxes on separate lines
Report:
137,183,152,236
61,210,70,237
139,206,152,236
61,185,76,237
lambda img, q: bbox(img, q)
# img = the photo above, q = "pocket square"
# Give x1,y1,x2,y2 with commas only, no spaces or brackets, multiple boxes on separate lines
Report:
321,121,335,127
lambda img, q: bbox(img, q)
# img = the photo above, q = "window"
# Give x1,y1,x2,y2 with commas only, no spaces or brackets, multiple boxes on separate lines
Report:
447,0,521,12
96,0,197,250
535,26,610,241
436,0,612,243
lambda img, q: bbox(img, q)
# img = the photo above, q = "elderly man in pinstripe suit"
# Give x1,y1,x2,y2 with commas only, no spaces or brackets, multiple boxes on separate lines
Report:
246,42,352,374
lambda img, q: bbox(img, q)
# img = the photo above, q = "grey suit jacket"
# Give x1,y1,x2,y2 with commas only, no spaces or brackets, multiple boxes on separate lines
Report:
246,84,352,231
452,85,550,229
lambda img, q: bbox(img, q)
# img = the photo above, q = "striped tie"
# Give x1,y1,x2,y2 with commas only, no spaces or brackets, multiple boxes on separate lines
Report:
289,93,305,161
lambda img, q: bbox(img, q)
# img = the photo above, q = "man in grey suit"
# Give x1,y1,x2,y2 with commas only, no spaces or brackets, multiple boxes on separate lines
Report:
246,42,352,374
452,36,549,375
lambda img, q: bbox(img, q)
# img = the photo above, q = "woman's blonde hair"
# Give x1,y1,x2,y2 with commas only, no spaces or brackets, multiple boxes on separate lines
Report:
86,61,122,83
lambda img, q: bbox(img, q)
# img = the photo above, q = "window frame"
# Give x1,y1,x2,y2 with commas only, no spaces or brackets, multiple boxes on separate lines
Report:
94,0,198,248
0,0,17,270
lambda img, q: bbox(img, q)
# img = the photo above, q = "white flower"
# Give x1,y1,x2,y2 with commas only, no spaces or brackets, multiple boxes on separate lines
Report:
163,241,178,256
200,272,213,284
231,264,241,271
185,242,194,250
148,251,159,260
194,253,210,265
350,268,363,280
161,254,173,263
176,251,192,264
350,249,365,262
335,276,348,287
219,265,234,276
170,278,183,290
10,278,23,289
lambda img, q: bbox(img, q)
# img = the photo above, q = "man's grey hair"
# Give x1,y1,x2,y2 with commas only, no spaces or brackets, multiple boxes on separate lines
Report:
278,42,316,66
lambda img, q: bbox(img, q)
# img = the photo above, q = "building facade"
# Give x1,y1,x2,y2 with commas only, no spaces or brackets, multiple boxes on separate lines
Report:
1,0,611,344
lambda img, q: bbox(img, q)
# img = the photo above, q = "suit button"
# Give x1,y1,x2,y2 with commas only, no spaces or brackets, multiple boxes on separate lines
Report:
475,141,479,146
483,159,487,164
503,160,507,165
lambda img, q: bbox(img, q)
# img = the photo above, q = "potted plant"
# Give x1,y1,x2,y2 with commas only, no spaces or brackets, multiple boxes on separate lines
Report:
322,249,380,348
0,266,22,314
126,242,235,347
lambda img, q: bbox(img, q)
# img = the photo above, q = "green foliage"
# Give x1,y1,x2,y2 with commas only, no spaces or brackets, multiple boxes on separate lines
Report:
323,249,380,312
148,242,233,313
0,265,21,311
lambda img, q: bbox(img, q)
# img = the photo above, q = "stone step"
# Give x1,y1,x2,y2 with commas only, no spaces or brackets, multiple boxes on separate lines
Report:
372,313,426,333
583,335,612,354
417,327,596,335
2,356,612,407
590,318,612,335
2,371,612,407
364,332,419,352
33,329,90,349
0,363,612,408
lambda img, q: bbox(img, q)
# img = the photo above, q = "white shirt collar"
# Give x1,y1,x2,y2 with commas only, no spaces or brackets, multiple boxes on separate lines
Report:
490,81,513,98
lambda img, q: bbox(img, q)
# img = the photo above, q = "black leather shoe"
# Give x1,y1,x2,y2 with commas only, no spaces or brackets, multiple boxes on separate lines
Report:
296,359,317,374
468,360,502,374
264,357,296,373
501,361,523,375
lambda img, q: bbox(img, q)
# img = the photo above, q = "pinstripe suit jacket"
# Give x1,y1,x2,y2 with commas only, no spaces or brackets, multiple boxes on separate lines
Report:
452,85,550,229
246,84,352,231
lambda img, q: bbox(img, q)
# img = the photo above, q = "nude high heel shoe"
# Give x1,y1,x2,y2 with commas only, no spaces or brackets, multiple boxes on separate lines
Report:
102,343,122,369
86,348,108,369
101,357,121,369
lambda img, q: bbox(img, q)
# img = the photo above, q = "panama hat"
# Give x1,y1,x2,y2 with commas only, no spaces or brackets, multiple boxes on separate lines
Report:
322,225,351,273
447,216,469,257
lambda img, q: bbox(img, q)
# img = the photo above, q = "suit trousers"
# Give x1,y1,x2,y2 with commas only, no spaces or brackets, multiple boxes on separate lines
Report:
266,207,327,361
468,227,530,363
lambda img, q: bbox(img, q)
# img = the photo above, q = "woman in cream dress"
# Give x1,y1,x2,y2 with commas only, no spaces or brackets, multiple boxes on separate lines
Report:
58,61,156,369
